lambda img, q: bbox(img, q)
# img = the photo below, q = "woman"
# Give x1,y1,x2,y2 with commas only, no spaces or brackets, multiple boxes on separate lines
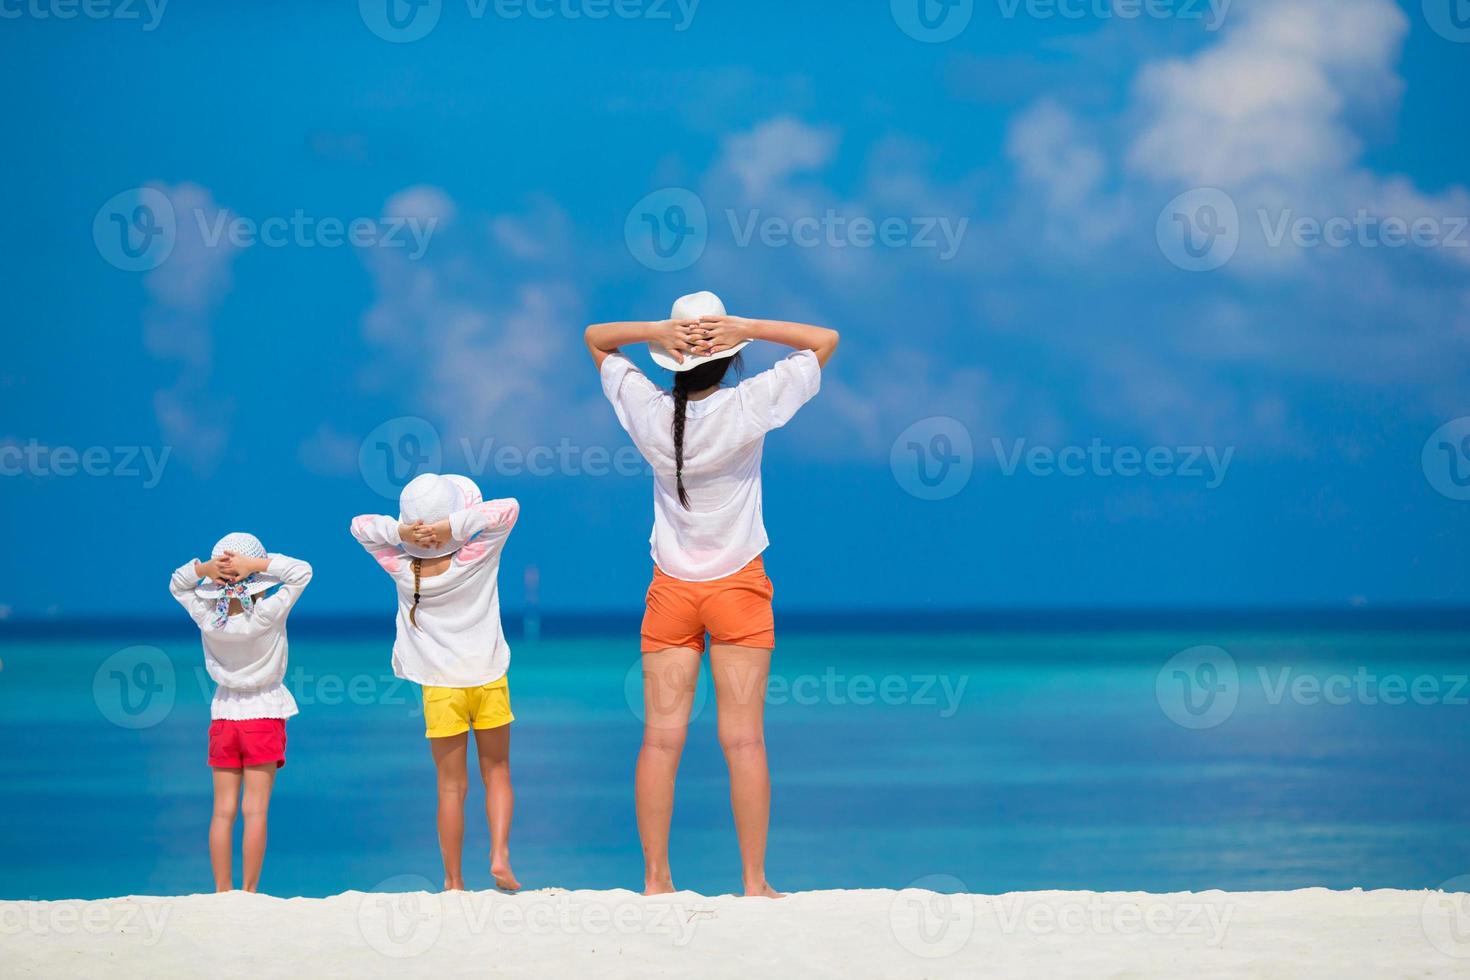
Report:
585,291,839,897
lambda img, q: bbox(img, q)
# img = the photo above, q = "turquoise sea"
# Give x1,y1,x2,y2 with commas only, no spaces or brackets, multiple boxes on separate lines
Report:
2,618,1469,900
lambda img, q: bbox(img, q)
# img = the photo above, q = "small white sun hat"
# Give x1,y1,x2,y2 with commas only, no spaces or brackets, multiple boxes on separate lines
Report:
195,532,280,599
648,291,751,373
397,473,485,559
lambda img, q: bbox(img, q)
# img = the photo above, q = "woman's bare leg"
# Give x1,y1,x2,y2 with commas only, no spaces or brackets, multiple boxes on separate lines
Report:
240,764,277,893
474,724,519,891
709,644,782,898
209,768,242,892
429,733,470,890
635,646,701,895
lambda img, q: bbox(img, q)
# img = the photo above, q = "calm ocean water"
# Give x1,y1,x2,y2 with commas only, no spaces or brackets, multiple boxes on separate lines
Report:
2,621,1469,900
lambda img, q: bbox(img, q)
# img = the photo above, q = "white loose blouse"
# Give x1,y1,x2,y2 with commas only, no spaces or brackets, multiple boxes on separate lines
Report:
600,349,822,582
350,500,519,689
168,555,313,721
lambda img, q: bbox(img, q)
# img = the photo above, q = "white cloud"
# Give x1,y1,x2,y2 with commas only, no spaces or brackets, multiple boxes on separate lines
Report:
143,182,240,473
717,116,838,201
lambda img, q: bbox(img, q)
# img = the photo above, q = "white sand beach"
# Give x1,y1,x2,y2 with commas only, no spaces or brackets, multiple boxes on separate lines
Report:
2,884,1467,978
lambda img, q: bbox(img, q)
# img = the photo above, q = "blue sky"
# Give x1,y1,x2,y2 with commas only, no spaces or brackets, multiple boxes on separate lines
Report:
1,0,1467,617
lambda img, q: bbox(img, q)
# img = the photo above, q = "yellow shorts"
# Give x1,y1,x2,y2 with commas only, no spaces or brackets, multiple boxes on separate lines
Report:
422,676,514,739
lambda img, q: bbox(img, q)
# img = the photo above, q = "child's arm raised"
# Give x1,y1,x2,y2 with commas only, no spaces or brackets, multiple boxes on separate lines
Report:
409,499,521,563
245,553,314,624
169,559,221,627
350,514,418,574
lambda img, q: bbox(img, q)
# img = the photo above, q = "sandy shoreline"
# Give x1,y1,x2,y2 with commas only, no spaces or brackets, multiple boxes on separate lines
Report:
2,884,1466,978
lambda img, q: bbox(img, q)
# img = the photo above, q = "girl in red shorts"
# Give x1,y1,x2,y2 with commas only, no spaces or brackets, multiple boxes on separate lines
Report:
586,291,838,897
169,533,312,893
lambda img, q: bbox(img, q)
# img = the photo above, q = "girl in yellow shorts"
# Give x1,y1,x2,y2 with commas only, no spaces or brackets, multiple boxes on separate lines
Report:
351,473,522,892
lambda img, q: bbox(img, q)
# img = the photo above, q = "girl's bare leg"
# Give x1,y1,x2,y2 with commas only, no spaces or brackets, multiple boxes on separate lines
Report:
430,734,469,890
474,725,519,891
635,646,701,895
210,768,242,892
240,764,277,893
709,644,782,898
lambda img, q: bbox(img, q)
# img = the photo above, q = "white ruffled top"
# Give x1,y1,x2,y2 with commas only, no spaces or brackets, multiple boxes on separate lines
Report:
168,555,313,721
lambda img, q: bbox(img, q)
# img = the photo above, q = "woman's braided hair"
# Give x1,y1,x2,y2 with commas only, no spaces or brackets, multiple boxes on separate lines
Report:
672,355,740,508
410,557,423,628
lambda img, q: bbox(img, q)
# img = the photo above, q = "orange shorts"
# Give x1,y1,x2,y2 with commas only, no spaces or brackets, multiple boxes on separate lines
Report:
641,556,775,653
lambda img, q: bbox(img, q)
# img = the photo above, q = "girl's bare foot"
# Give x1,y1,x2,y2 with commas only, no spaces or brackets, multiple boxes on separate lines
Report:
644,877,676,896
743,879,784,899
491,859,521,892
443,876,465,892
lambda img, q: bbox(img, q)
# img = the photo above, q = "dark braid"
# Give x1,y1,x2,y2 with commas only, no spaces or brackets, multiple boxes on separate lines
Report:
410,557,422,628
670,354,742,509
673,374,693,508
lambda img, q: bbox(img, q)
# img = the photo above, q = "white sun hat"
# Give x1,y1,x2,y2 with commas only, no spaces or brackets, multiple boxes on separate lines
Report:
398,473,485,559
648,290,751,373
195,532,280,599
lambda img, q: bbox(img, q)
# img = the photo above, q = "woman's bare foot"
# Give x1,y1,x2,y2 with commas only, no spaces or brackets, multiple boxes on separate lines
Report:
491,859,521,892
643,876,676,896
743,879,784,898
443,876,465,892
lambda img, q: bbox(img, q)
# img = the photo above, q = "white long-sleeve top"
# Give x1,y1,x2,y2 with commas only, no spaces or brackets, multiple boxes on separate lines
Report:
350,499,519,688
601,349,822,581
168,555,313,721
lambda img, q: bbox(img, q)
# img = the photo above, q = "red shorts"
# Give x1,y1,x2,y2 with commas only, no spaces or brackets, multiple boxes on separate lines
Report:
641,556,776,653
208,719,287,769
